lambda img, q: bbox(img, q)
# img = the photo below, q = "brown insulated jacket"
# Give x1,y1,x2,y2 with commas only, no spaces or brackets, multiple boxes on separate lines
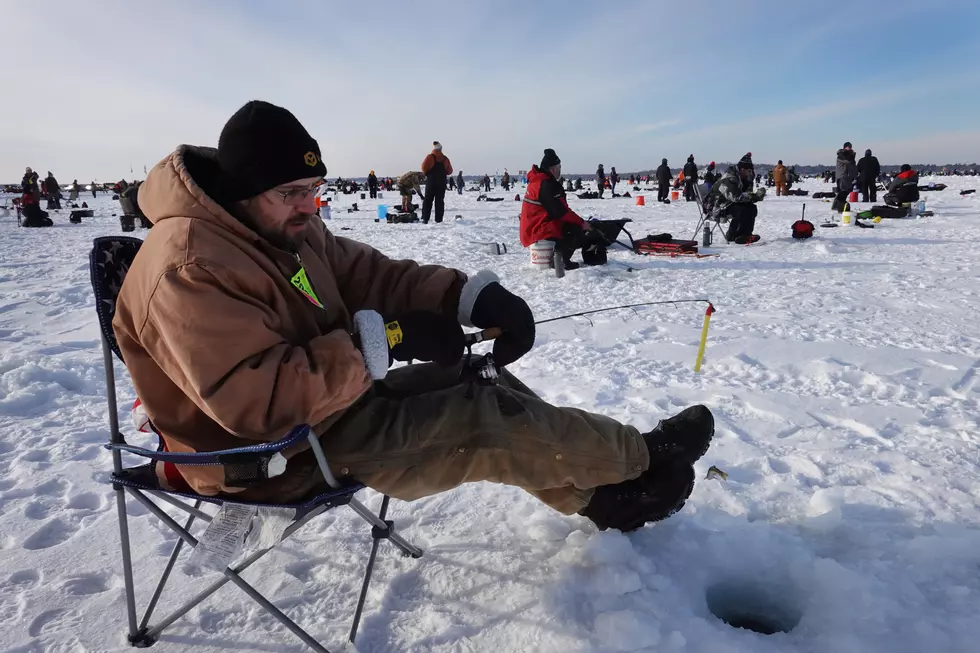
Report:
113,145,466,497
772,164,787,184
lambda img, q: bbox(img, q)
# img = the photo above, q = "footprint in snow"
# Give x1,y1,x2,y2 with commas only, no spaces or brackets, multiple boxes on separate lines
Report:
28,607,83,637
61,572,110,596
22,518,79,550
66,492,104,511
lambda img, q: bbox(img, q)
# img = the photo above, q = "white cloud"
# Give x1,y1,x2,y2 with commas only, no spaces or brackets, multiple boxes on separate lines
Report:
635,120,682,133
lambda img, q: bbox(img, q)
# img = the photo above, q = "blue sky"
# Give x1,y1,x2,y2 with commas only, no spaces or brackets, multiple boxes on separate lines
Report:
3,0,979,181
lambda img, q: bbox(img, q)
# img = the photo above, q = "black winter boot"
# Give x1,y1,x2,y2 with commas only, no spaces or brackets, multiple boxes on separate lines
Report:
644,405,714,466
579,460,695,532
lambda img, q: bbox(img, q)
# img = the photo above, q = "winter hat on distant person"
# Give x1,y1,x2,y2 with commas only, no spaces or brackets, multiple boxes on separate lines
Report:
688,155,694,162
217,100,327,202
901,164,911,172
737,152,754,170
540,148,561,169
865,149,872,156
433,141,443,151
662,158,668,165
843,141,853,149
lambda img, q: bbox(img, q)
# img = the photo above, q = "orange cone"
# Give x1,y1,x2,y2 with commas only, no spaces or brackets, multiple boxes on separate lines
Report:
636,195,645,206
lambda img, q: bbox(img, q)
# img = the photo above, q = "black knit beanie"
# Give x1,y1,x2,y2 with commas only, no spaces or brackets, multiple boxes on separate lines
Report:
737,152,754,170
540,148,561,169
218,100,327,201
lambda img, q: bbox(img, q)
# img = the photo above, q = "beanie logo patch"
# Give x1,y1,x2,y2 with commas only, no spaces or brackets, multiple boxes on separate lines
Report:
304,152,319,167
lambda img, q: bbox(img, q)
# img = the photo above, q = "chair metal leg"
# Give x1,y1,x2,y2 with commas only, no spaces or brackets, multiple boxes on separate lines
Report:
349,495,391,644
148,490,212,522
347,498,423,559
114,485,141,642
130,489,334,651
104,337,141,643
223,568,333,653
140,500,202,631
307,431,423,558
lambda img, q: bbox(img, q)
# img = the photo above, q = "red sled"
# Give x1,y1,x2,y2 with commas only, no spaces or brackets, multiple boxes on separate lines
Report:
634,237,716,258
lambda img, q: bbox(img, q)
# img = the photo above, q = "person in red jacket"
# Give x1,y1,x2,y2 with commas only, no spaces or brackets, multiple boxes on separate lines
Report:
520,148,592,270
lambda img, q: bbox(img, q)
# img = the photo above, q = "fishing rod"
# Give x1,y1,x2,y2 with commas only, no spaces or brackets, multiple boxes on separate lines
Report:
464,299,714,345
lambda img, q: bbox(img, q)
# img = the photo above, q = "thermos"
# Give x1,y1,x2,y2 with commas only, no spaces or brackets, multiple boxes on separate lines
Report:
702,224,711,247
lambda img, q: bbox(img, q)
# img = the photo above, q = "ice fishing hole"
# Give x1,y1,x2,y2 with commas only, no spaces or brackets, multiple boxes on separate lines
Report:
706,579,803,635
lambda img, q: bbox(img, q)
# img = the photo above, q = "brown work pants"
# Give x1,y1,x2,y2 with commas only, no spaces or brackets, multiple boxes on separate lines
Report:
253,363,649,515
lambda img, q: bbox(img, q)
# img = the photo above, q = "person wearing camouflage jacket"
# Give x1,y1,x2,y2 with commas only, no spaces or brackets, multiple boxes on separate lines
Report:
705,153,765,244
397,171,424,212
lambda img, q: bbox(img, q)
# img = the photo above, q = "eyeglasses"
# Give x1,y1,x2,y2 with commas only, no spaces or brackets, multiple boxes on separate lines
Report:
273,178,324,205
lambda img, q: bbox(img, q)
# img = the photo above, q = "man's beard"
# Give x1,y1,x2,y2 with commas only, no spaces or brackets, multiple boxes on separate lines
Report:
264,213,314,250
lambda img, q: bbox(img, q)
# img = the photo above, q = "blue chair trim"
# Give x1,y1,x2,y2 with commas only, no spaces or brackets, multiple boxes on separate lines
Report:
106,425,312,464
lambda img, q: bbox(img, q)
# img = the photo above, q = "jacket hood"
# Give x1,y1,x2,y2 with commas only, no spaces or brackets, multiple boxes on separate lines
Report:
528,165,553,182
138,145,263,244
837,148,856,161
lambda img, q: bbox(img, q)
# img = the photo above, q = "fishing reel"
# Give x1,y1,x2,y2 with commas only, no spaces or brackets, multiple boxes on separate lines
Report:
461,349,500,387
460,328,502,391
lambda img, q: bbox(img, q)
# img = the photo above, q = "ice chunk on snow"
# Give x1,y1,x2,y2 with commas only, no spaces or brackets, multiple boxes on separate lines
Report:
802,488,843,532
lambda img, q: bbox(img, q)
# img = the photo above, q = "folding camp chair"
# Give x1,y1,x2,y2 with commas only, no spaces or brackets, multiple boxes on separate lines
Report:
89,236,422,652
691,182,728,245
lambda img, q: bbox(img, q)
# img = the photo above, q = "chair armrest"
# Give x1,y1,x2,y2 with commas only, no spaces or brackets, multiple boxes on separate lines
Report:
105,425,311,482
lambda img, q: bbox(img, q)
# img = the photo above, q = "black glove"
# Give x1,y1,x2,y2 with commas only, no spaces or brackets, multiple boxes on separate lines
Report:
386,312,465,367
470,283,535,367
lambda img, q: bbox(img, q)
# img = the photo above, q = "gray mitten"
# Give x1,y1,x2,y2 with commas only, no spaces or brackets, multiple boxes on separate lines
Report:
353,310,389,380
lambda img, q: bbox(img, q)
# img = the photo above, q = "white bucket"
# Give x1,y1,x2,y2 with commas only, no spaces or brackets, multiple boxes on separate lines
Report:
529,240,555,270
842,210,854,226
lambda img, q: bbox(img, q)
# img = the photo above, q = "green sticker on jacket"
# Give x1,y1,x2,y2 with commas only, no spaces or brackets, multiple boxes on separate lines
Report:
290,267,324,308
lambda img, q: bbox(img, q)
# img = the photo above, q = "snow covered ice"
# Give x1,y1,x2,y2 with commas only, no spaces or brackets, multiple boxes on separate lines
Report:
2,177,980,652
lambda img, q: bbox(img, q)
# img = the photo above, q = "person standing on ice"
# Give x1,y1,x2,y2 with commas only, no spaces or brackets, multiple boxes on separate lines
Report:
772,160,787,196
43,171,62,209
595,163,606,198
91,180,98,197
682,155,698,201
421,141,452,224
705,152,765,244
456,170,464,194
367,170,378,199
482,174,491,192
502,169,511,191
656,159,671,203
520,149,596,271
112,101,714,533
609,167,620,195
834,142,858,212
857,149,880,203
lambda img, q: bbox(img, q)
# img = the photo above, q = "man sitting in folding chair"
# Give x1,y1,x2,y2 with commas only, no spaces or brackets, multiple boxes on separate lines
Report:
703,153,765,244
113,102,715,638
